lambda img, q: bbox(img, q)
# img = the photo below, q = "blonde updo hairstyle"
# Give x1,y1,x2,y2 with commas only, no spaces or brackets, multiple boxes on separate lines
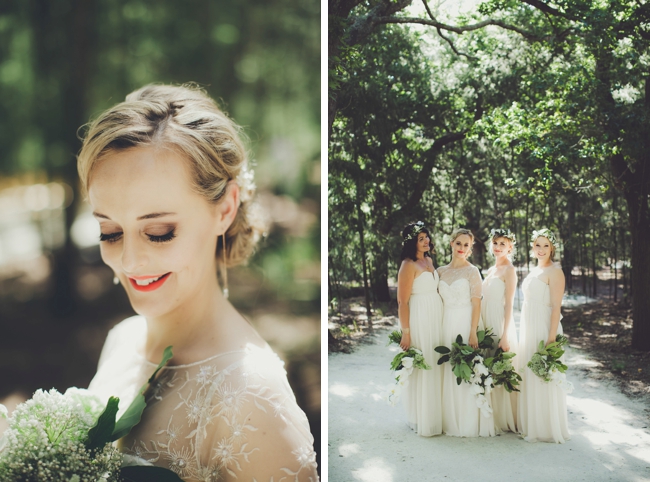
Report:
77,83,264,267
450,228,474,256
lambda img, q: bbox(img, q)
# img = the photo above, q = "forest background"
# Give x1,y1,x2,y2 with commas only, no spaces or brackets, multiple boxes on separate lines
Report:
0,0,321,471
328,0,650,355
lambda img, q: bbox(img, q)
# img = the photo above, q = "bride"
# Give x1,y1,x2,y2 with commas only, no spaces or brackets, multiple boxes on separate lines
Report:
438,228,494,437
396,221,444,436
78,84,318,480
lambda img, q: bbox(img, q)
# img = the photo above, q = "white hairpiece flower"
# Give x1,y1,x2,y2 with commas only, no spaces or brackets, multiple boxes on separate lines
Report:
403,221,426,243
531,228,560,249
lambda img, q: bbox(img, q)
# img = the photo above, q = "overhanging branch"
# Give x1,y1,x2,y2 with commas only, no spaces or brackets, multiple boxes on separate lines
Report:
376,16,547,41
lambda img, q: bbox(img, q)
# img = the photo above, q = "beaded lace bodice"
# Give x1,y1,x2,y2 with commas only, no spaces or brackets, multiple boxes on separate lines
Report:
88,316,318,482
437,264,482,307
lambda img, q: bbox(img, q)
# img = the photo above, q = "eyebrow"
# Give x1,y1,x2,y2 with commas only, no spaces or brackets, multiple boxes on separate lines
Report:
93,211,176,221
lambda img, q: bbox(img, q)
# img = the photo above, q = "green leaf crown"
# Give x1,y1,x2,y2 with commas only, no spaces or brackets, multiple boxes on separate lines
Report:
489,228,516,247
530,228,560,249
403,221,426,244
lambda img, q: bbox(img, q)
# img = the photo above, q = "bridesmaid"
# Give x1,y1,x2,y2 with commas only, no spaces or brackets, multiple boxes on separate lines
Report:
482,228,518,433
518,229,570,443
396,221,444,437
438,228,494,437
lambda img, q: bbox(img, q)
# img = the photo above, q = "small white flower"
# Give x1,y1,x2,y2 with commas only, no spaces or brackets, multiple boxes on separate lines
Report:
470,384,484,395
401,357,414,369
0,404,7,419
474,363,489,376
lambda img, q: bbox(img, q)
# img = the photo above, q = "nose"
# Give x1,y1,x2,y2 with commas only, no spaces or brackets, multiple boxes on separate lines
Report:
120,234,148,274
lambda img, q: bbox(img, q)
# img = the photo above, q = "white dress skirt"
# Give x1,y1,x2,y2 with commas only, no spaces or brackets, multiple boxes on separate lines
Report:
438,264,495,437
517,275,570,443
402,270,444,436
481,276,518,433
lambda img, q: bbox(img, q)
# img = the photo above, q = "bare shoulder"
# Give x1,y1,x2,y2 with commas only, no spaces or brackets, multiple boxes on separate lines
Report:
548,264,565,277
399,258,416,274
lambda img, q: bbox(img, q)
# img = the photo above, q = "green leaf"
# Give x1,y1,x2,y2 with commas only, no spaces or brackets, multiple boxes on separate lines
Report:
86,396,119,452
437,354,450,365
121,466,184,481
112,346,174,441
460,363,472,380
477,330,485,343
434,345,450,354
455,334,463,344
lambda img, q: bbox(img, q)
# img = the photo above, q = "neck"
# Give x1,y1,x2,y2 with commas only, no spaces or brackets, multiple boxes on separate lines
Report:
142,272,230,365
537,258,553,268
450,256,469,268
416,252,426,260
495,256,511,267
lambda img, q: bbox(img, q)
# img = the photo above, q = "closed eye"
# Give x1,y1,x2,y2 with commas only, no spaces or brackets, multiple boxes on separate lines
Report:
148,230,176,243
99,232,122,243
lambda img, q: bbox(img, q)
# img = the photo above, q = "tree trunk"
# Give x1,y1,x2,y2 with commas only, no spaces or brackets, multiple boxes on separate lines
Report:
356,193,373,329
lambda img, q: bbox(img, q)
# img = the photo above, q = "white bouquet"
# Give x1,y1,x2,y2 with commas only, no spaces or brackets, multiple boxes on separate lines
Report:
0,347,182,481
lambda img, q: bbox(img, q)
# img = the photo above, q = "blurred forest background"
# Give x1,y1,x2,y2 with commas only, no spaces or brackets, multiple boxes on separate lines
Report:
328,0,650,353
0,0,321,469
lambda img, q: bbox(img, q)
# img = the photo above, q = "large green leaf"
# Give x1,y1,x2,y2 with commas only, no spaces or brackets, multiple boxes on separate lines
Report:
434,346,450,354
121,466,184,481
86,396,119,452
112,346,174,441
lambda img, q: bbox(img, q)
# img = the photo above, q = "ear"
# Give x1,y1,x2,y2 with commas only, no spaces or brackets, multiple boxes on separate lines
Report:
217,181,240,234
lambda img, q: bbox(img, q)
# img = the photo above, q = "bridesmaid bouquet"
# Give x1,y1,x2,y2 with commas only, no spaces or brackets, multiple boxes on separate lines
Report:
386,330,432,406
489,348,522,393
435,329,497,417
527,334,574,393
0,348,183,481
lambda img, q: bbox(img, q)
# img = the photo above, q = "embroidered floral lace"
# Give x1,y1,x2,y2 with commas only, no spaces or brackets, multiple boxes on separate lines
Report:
437,264,483,302
88,316,318,481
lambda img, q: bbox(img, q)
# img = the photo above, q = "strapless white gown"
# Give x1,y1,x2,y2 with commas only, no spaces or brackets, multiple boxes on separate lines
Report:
481,276,518,433
403,271,444,437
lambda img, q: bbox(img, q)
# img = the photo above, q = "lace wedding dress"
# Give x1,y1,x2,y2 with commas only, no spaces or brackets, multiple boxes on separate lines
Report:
481,276,518,433
517,275,570,443
88,316,319,481
402,270,444,437
438,264,494,437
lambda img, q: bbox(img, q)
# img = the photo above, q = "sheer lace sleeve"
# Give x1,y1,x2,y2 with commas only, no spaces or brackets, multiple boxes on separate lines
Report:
469,266,482,299
116,344,318,482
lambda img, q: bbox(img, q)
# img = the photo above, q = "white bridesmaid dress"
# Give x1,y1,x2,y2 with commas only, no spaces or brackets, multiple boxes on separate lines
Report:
403,270,444,436
517,274,570,443
438,264,494,437
481,276,518,433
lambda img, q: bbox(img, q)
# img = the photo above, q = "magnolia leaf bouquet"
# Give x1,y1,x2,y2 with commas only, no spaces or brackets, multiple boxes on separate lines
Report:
0,347,182,482
386,330,431,406
487,348,522,393
527,334,573,393
435,329,497,417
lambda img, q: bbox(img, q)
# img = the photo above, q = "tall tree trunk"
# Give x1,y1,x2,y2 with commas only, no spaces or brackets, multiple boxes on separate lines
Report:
355,191,373,329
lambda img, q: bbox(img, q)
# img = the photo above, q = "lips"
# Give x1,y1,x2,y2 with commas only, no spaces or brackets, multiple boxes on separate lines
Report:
128,273,171,292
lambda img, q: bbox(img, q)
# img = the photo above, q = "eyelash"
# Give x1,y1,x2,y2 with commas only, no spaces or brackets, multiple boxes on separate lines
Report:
99,230,176,244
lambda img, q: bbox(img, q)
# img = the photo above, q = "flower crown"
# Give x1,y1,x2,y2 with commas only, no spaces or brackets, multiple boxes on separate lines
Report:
403,221,426,243
530,228,560,249
489,228,516,247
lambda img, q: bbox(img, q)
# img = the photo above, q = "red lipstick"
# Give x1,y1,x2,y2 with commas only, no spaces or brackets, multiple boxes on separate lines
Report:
128,273,171,292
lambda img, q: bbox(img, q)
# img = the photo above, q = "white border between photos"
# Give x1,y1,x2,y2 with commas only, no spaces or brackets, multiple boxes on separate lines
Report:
320,0,328,479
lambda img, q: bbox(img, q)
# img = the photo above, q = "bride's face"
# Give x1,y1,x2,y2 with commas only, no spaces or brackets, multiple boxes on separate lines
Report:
88,146,224,318
451,234,472,259
532,236,552,262
492,237,512,259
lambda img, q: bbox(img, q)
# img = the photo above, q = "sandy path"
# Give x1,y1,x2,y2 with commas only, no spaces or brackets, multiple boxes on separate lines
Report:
328,327,650,482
